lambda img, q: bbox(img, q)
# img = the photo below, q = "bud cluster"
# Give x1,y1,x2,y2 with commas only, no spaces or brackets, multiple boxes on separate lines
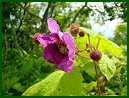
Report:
69,23,85,37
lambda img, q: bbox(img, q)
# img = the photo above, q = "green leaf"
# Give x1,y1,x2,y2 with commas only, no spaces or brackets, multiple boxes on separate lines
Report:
114,22,127,35
121,86,127,96
98,35,123,57
19,58,33,75
83,81,97,92
22,70,64,96
82,60,96,79
112,56,122,76
75,34,89,57
51,68,83,96
10,76,21,86
98,53,116,81
22,68,83,96
12,83,25,92
105,87,116,95
75,32,122,57
79,27,98,38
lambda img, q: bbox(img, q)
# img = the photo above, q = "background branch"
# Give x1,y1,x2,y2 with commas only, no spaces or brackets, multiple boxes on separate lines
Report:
41,2,52,32
16,3,42,20
70,2,87,25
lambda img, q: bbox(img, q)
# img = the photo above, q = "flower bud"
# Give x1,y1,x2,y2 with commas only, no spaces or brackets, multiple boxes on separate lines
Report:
70,23,79,35
90,50,102,61
86,42,89,47
79,31,85,37
33,33,40,44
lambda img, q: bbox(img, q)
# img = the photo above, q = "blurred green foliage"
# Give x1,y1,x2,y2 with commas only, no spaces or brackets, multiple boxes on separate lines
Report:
2,2,127,96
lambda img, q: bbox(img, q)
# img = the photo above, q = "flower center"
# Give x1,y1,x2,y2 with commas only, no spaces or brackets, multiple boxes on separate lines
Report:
55,39,68,55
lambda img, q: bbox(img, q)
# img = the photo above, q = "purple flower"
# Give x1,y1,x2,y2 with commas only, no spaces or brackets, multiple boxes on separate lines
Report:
36,18,75,72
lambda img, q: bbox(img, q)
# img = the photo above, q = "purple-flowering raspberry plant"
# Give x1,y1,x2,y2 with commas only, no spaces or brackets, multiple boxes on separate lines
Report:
30,17,124,96
34,18,75,72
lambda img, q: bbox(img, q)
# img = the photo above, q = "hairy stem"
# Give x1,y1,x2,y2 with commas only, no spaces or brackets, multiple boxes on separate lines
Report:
76,53,90,59
75,44,86,53
87,34,90,44
96,38,100,49
77,49,86,52
93,61,101,95
89,44,96,50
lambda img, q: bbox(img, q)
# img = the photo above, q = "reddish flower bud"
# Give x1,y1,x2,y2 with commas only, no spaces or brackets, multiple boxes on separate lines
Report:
33,33,40,44
70,23,79,35
86,42,89,47
79,31,85,37
90,50,102,61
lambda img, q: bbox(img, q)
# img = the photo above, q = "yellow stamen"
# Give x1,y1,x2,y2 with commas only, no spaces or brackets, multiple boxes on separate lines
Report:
55,40,68,55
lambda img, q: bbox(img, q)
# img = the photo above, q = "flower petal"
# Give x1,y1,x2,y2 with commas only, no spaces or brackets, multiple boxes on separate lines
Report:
47,18,60,33
58,31,63,40
56,57,74,72
43,43,66,65
62,32,75,59
43,44,55,63
37,33,59,48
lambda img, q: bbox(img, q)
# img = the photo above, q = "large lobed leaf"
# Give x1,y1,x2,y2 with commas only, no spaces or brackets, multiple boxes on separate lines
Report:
75,27,122,57
98,53,116,81
98,35,123,57
22,68,83,96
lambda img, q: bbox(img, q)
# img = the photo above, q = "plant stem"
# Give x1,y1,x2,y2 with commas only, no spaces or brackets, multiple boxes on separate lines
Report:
78,49,86,52
96,38,100,49
93,61,101,95
87,34,90,44
89,44,96,50
75,44,86,53
76,53,90,59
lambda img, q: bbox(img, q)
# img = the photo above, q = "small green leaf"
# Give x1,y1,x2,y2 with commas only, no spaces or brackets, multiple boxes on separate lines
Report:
105,87,116,95
12,83,25,92
83,81,97,92
114,22,127,35
121,86,127,96
98,53,116,81
19,59,33,75
22,68,83,96
10,76,21,86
